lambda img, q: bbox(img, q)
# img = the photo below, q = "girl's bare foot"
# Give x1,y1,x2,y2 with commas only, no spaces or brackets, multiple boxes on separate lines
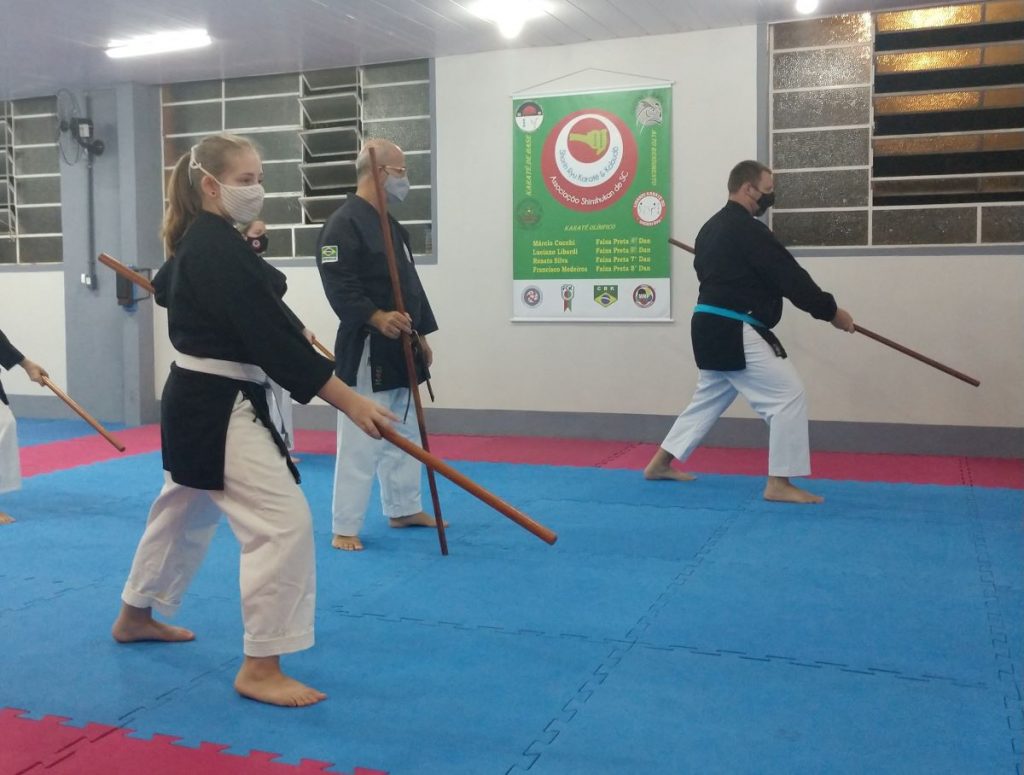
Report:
112,603,195,643
763,476,824,504
332,534,364,551
643,449,696,482
0,511,15,525
234,656,326,707
389,512,448,528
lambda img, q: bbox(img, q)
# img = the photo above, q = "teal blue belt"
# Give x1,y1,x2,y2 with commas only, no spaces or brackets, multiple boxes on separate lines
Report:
693,304,765,328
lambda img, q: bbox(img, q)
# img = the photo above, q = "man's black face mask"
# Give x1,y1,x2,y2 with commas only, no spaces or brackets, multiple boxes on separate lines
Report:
753,188,775,217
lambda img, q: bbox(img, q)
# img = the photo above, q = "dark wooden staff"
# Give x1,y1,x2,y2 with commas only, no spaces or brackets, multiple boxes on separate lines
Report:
378,425,556,544
97,253,336,360
98,251,556,544
41,376,126,451
668,237,695,253
850,325,980,386
367,146,448,555
667,237,981,387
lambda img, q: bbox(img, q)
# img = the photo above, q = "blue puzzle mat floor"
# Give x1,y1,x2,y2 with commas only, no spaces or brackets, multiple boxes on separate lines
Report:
0,452,1021,774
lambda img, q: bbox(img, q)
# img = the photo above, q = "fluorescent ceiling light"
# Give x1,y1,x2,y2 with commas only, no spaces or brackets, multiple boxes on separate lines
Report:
470,0,547,39
795,0,820,13
105,28,212,59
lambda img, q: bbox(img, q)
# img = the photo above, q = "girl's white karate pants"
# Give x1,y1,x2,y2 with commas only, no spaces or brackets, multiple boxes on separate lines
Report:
0,401,20,495
331,342,422,536
661,323,811,478
121,393,316,658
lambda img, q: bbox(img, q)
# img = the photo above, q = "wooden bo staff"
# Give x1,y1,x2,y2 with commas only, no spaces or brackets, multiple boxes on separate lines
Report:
379,425,556,545
100,249,557,544
367,145,449,555
668,237,695,254
851,325,980,387
98,253,336,360
41,376,126,452
667,237,981,387
98,253,155,294
311,337,335,360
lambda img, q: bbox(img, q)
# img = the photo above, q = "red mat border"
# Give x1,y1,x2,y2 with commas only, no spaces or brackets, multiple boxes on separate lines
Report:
19,425,1022,489
0,706,386,774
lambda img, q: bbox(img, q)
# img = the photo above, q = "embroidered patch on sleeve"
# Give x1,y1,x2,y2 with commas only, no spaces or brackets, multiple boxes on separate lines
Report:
320,245,339,263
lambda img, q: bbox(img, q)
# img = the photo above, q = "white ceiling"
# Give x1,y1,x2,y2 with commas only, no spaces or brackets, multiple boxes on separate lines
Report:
0,0,922,100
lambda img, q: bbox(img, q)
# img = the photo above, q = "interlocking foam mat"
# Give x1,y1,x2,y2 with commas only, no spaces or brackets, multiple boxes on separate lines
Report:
1,423,1021,774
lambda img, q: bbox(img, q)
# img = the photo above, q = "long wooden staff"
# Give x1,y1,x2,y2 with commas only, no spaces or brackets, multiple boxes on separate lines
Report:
367,146,448,555
41,376,126,451
850,325,980,386
667,237,980,387
310,337,335,360
379,425,555,544
99,251,554,543
97,253,336,360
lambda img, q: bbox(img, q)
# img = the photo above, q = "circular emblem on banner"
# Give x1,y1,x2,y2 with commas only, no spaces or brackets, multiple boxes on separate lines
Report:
633,191,666,226
515,198,543,229
522,286,543,308
515,101,544,132
542,109,638,212
633,284,656,308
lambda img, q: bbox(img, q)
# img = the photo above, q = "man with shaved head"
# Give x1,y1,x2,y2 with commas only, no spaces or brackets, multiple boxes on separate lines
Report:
316,139,441,551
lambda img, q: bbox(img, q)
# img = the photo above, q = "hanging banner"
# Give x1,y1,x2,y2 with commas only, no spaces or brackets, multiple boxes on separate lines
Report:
512,85,672,321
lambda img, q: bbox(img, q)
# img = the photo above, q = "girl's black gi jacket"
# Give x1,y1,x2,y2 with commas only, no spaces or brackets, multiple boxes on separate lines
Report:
156,211,334,490
0,328,25,406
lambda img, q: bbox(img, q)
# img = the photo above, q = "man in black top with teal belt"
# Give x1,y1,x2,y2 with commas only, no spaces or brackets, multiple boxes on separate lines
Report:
644,160,855,504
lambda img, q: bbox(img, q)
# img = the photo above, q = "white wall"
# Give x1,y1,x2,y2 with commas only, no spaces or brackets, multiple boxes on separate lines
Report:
1,270,68,394
421,26,1022,430
779,255,1022,427
423,26,758,417
153,25,1024,431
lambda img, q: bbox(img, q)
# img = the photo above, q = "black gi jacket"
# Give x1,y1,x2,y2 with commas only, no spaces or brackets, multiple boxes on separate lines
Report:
156,211,334,490
316,196,438,392
691,201,838,371
0,328,25,406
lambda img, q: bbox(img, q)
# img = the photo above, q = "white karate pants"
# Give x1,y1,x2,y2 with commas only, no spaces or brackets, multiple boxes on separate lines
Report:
0,401,20,495
122,393,316,657
662,324,811,478
332,342,423,536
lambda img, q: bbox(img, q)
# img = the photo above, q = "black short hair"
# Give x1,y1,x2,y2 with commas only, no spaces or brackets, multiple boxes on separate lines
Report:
728,160,772,194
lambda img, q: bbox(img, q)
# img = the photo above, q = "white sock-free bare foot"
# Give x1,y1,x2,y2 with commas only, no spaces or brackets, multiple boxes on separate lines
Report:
332,534,364,551
111,603,195,643
0,511,15,525
763,476,824,504
389,512,448,528
234,656,326,707
643,448,696,482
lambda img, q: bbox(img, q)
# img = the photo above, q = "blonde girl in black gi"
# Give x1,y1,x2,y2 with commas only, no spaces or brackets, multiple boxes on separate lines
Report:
111,133,395,707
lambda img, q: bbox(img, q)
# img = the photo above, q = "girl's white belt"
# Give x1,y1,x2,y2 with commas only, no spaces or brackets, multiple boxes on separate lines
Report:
173,351,268,386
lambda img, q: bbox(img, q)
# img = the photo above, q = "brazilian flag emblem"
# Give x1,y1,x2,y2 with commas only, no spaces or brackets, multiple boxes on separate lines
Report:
594,284,618,308
320,245,339,263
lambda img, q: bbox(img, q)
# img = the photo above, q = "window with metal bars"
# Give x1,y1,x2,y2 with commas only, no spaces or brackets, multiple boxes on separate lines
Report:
160,60,435,262
769,1,1024,248
0,96,63,265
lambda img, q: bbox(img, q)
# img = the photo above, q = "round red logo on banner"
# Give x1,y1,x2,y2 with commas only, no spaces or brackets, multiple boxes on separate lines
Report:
541,109,638,212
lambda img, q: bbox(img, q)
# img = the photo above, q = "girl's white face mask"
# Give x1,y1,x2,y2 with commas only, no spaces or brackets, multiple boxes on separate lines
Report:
189,147,265,224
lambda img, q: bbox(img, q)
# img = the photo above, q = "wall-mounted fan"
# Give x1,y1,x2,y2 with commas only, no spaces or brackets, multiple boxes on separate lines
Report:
56,88,104,164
